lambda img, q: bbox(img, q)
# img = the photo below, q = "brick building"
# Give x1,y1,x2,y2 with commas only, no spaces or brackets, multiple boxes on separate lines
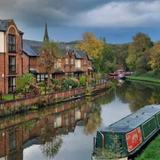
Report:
23,24,93,82
0,19,25,94
0,20,93,93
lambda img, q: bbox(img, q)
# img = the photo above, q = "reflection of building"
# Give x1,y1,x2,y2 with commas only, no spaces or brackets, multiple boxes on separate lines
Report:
0,99,91,160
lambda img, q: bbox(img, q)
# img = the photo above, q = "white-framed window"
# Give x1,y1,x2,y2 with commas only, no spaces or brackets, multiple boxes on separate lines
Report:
75,60,81,68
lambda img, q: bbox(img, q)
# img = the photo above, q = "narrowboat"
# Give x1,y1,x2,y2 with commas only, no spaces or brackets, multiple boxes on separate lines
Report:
93,105,160,159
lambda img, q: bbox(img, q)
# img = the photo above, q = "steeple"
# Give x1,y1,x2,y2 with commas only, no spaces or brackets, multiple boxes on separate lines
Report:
43,23,49,42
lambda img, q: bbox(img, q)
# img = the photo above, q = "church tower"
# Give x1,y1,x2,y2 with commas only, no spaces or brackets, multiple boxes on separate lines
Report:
43,23,49,42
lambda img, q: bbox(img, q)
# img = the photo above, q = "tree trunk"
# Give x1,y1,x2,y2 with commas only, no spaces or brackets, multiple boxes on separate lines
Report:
47,72,51,87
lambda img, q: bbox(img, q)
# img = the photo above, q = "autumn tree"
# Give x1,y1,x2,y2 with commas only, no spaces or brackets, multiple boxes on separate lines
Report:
39,41,60,87
76,32,105,72
149,43,160,71
126,33,153,72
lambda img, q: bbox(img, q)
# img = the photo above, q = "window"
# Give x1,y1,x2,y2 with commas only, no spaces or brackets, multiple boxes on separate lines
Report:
55,59,61,69
65,58,69,65
71,58,74,65
37,74,47,82
75,60,81,68
8,34,16,52
8,77,16,93
9,56,16,74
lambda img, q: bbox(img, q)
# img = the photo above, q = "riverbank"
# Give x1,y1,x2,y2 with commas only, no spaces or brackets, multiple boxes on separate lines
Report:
126,75,160,84
136,134,160,160
0,82,108,117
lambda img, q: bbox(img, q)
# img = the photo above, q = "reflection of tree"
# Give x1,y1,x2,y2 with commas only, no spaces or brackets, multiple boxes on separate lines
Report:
148,88,160,104
117,81,160,112
84,103,102,135
41,136,62,159
40,119,63,159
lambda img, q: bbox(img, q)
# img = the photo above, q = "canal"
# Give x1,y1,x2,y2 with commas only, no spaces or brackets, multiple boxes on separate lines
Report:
1,81,160,160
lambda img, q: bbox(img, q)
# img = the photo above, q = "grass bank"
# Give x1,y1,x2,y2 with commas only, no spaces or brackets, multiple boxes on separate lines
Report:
135,134,160,160
126,71,160,84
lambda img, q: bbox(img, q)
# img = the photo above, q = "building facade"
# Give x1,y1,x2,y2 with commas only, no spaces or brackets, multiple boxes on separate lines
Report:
0,19,93,93
0,19,25,94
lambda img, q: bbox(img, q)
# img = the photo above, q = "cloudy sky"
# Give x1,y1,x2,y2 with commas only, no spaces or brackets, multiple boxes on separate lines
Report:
1,0,160,43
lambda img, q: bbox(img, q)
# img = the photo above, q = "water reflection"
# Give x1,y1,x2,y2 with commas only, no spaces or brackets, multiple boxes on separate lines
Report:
0,81,159,160
117,81,160,112
0,92,107,160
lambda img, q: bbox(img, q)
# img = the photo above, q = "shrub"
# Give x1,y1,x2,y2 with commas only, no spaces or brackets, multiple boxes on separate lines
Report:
16,73,35,93
79,76,87,86
61,77,79,90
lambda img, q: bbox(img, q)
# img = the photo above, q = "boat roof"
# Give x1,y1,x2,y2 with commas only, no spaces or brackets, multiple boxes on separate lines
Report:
101,105,160,133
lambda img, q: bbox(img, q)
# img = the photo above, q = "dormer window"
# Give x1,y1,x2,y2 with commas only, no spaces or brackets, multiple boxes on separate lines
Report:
8,34,16,53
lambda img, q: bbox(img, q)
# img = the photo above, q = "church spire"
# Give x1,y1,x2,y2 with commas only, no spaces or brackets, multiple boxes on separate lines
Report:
43,23,49,42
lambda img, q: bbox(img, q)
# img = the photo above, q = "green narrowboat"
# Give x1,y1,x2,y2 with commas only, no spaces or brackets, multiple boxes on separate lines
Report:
93,105,160,159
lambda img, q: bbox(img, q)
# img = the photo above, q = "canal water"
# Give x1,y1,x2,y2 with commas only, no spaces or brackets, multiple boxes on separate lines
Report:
1,81,160,160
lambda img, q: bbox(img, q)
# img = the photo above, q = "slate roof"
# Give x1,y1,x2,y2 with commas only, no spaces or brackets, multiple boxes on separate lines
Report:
23,39,90,60
23,40,42,57
0,19,23,34
0,20,9,31
101,105,160,133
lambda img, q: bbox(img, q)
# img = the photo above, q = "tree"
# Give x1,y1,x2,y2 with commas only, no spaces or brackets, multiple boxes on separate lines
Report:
39,41,60,87
149,43,160,71
126,33,153,72
76,32,105,72
16,73,35,93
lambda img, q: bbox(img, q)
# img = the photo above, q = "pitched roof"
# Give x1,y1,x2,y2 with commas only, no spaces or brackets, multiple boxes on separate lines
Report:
0,20,9,31
23,40,42,57
23,39,89,59
0,19,23,34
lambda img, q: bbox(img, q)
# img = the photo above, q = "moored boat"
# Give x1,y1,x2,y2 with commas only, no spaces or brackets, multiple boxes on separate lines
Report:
93,105,160,159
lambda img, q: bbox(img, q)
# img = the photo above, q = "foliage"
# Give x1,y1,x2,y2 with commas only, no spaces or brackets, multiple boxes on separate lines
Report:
76,32,105,72
16,73,35,93
39,41,61,86
126,33,153,71
149,43,160,71
61,77,79,90
51,79,61,91
79,76,87,86
76,32,104,59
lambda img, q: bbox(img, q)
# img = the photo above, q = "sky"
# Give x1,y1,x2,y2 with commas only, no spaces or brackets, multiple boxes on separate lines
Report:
1,0,160,44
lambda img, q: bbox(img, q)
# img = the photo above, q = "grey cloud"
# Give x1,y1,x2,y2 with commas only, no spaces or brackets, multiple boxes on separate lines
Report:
0,0,156,29
0,0,108,27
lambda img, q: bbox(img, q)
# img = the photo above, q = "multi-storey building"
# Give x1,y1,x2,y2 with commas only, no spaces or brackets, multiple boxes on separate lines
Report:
0,19,25,93
0,19,93,93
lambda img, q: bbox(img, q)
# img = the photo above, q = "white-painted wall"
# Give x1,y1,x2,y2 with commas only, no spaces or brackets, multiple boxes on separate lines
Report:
0,32,4,53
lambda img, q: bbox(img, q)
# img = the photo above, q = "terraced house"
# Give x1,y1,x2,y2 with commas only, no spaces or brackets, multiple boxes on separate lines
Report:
23,24,93,82
0,19,93,93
